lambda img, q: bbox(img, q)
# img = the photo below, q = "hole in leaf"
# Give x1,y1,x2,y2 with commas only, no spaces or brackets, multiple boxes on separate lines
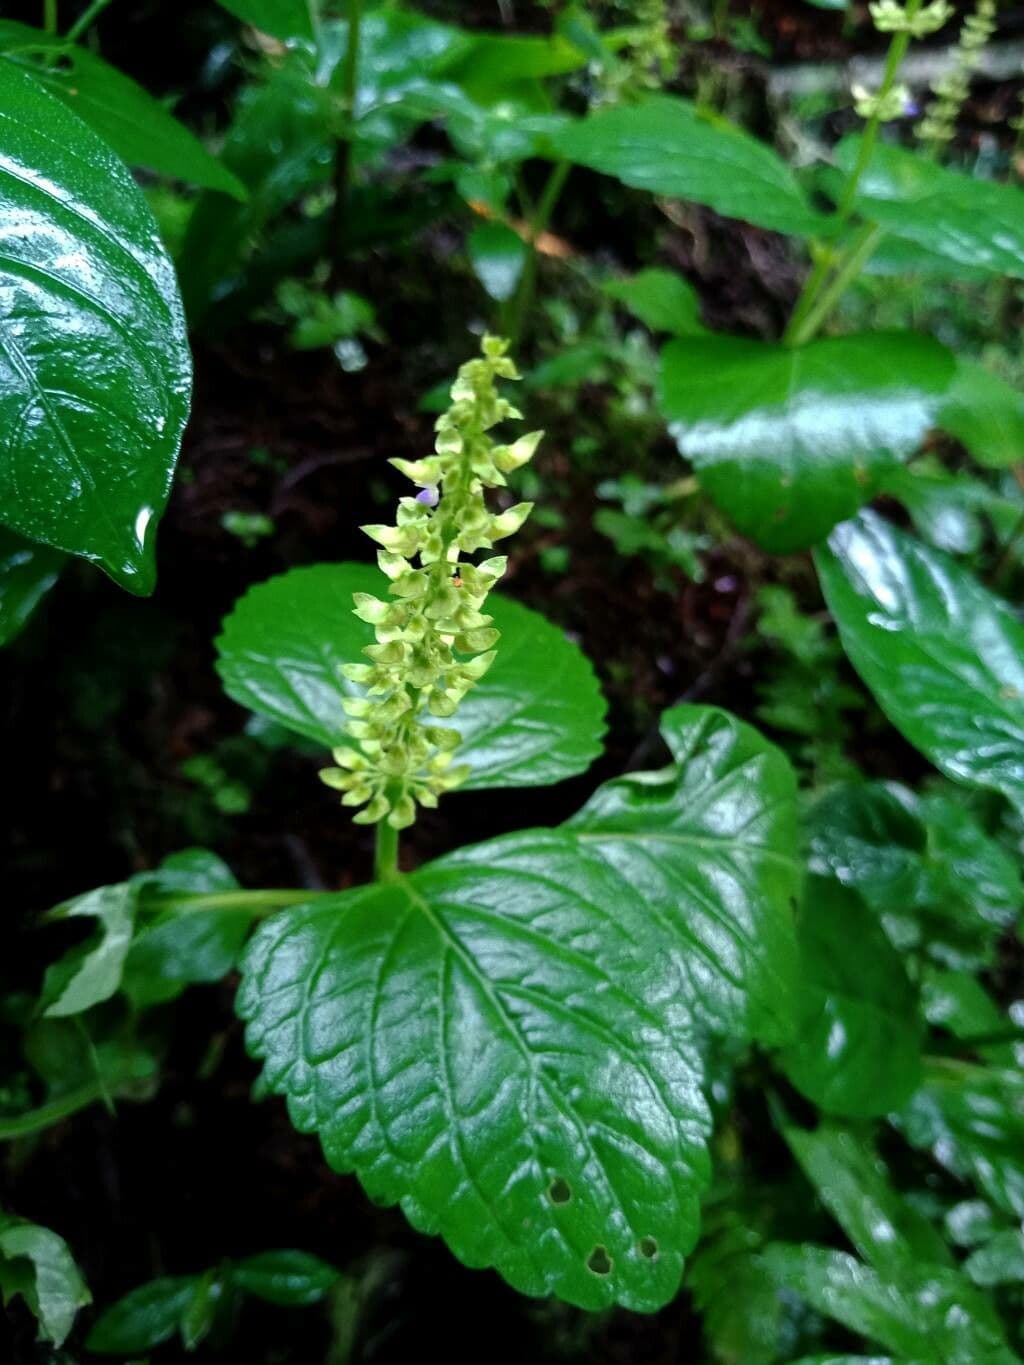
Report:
547,1177,571,1205
587,1245,612,1276
639,1236,658,1260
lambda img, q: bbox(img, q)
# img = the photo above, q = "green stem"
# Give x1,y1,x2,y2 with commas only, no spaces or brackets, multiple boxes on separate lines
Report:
788,223,883,346
65,0,116,42
783,0,921,345
43,0,58,34
0,1079,106,1142
374,821,399,882
507,159,570,348
952,1026,1024,1050
149,888,328,916
331,0,364,283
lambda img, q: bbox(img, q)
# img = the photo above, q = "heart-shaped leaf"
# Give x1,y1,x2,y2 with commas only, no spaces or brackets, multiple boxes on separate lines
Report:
550,94,832,237
215,563,607,791
816,512,1024,812
0,62,191,591
237,706,798,1310
658,333,955,551
780,878,923,1118
0,22,246,197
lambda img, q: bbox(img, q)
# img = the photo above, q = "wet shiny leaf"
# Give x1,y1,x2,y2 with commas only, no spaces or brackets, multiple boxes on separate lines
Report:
817,512,1024,813
215,562,607,791
237,706,798,1310
0,62,191,591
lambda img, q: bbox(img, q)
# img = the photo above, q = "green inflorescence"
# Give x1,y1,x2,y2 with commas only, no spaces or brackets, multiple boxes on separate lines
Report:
319,336,541,830
917,0,996,151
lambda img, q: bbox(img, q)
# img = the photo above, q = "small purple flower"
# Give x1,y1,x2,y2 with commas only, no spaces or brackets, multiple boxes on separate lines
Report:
416,485,440,508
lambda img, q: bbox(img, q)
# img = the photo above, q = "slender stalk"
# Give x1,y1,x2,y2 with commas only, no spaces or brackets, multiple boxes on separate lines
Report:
783,0,922,346
43,0,58,34
331,0,364,283
66,0,116,43
0,1079,107,1142
149,888,329,916
507,159,570,348
374,821,399,882
788,224,883,346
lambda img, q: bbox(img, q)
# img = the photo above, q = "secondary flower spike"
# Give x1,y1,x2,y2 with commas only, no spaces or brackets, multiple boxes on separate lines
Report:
320,336,541,830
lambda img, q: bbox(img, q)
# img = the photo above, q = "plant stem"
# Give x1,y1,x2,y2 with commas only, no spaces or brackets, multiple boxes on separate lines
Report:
783,0,922,346
374,821,399,881
66,0,116,42
506,159,570,349
0,1079,107,1142
331,0,364,283
151,888,329,915
43,0,58,34
788,223,883,346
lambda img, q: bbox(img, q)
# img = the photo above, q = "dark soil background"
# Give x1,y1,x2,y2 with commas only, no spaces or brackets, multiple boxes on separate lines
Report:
2,1,1020,1361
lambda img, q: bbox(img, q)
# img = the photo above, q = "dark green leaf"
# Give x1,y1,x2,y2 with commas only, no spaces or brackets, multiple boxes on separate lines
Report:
816,512,1024,812
215,562,607,791
658,333,955,552
780,879,923,1117
180,1269,224,1352
87,1275,199,1354
237,706,798,1310
216,0,315,42
940,360,1024,469
467,222,527,303
42,884,137,1018
551,95,831,237
782,1122,951,1277
0,1214,90,1347
965,1229,1024,1287
0,62,191,592
839,138,1024,280
922,969,1020,1066
234,1250,340,1305
603,269,706,336
0,528,62,647
0,21,245,198
896,1059,1024,1220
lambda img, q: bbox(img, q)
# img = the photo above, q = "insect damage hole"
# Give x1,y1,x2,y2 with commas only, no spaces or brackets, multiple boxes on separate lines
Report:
547,1177,572,1205
639,1236,658,1260
586,1245,613,1276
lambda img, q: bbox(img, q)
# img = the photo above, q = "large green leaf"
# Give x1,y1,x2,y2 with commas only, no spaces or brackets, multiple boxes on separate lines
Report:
658,333,955,552
895,1059,1024,1220
550,94,831,237
760,1243,1017,1364
0,21,245,198
839,137,1024,280
0,527,62,647
216,0,316,42
0,62,191,592
215,562,607,791
816,512,1024,813
780,879,923,1117
0,1214,90,1347
237,706,798,1310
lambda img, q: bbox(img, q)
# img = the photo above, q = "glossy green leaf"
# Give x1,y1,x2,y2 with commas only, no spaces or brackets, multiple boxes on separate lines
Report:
602,268,706,336
965,1229,1024,1287
0,62,191,592
658,333,955,552
467,222,527,303
922,969,1020,1066
42,884,137,1018
87,1275,199,1354
782,1122,951,1277
122,850,250,1008
550,94,832,237
839,137,1024,280
216,0,316,41
215,563,607,791
0,21,245,198
0,1214,90,1347
760,1243,1016,1364
0,527,62,647
234,1250,340,1306
896,1059,1024,1220
237,705,798,1310
780,879,923,1117
816,512,1024,812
